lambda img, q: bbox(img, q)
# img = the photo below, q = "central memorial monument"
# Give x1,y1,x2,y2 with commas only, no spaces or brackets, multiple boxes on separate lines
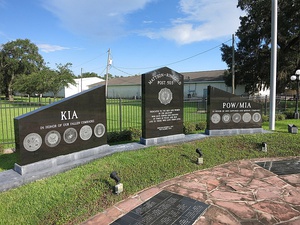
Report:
141,67,185,145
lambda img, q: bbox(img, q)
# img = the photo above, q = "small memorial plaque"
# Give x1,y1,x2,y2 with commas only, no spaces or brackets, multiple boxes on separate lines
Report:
141,67,184,139
256,159,300,175
111,190,209,225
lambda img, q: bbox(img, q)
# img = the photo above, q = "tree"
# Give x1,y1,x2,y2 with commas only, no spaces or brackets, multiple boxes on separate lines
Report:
48,63,76,98
0,39,44,100
13,64,76,100
80,72,99,78
99,73,113,80
221,0,300,94
13,73,38,101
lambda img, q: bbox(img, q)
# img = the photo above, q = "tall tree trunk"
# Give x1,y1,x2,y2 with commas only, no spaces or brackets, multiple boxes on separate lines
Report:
8,77,14,101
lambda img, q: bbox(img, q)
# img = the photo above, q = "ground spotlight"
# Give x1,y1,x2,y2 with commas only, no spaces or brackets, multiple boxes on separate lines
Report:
196,148,203,165
110,171,123,194
261,142,267,152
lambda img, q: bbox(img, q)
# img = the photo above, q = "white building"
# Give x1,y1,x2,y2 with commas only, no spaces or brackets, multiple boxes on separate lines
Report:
64,77,104,98
89,70,249,99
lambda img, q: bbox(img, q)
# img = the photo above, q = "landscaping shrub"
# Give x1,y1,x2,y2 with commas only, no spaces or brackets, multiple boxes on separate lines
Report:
262,114,269,122
283,109,296,119
276,113,286,121
107,128,142,144
183,122,196,134
195,121,206,130
262,113,286,122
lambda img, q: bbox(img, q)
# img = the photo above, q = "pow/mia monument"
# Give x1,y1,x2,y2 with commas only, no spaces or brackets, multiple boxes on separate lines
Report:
140,67,185,145
206,86,263,135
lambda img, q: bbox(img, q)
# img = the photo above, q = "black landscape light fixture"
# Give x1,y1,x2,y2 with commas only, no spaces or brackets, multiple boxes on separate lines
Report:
290,69,300,119
110,171,123,194
261,142,267,152
196,148,203,165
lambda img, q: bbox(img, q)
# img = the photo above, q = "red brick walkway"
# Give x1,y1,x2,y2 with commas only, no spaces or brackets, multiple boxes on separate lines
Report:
82,157,300,225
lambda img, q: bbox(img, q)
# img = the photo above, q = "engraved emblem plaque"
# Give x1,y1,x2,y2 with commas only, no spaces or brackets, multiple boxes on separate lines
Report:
158,88,173,105
242,113,251,123
232,113,241,123
45,130,61,147
211,113,221,124
63,128,78,144
94,123,105,138
252,112,261,123
23,133,42,152
222,113,231,123
80,125,93,140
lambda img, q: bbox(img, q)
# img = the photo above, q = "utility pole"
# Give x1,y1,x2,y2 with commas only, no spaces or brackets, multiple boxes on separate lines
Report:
105,48,112,97
232,34,235,94
269,0,278,130
80,68,83,92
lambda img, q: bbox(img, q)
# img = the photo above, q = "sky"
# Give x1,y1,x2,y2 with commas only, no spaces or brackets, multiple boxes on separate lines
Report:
0,0,244,77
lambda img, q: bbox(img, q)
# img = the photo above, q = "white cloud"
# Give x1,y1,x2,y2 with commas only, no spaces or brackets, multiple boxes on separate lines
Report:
41,0,244,45
145,0,244,44
37,44,70,53
42,0,153,38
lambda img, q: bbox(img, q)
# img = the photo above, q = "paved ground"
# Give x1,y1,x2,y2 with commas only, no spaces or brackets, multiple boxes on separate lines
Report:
82,157,300,225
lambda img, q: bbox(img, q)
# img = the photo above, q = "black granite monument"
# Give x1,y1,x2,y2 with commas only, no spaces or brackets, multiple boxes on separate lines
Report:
14,85,107,165
141,67,184,145
206,86,263,135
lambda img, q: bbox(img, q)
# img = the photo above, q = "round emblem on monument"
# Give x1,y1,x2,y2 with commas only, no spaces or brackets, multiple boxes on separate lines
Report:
63,128,78,144
222,113,231,123
232,113,241,123
94,123,105,138
45,130,61,147
23,133,42,152
211,113,221,124
242,113,251,123
252,112,261,122
158,88,173,105
80,125,93,140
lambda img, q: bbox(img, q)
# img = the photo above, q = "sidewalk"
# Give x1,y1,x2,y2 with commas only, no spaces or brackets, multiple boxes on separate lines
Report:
82,157,300,225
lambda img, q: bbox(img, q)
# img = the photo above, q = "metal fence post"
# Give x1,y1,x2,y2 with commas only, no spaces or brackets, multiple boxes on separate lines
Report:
119,98,122,132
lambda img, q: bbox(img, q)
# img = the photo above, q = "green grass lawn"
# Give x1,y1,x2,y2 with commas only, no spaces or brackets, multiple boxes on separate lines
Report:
0,119,299,225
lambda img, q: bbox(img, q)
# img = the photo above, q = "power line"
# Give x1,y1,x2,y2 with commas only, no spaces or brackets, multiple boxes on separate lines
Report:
114,38,232,71
111,65,135,76
73,51,107,69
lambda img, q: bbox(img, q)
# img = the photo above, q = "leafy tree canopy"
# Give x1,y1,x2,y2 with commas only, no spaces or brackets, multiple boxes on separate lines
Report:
47,63,76,98
80,72,99,78
221,0,300,94
13,63,76,99
0,39,44,100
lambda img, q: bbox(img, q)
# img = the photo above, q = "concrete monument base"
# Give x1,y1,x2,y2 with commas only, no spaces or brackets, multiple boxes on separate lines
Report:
140,133,185,146
205,128,264,136
14,144,110,175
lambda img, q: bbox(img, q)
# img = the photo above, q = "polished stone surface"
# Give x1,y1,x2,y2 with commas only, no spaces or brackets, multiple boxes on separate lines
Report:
256,159,300,175
206,86,262,131
111,190,209,225
14,85,107,165
141,67,184,140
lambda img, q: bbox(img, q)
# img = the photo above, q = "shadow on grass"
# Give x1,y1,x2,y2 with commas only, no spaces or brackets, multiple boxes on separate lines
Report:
181,154,198,165
0,153,16,171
